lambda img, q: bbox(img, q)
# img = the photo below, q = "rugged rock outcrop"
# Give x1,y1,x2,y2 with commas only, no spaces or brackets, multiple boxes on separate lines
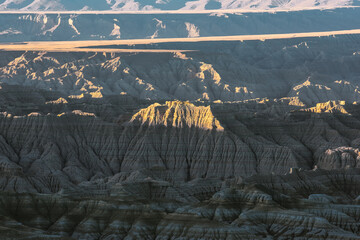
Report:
2,34,360,104
129,101,224,131
1,35,360,239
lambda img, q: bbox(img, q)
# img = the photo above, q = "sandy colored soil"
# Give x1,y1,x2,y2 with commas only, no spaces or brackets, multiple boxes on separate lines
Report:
1,29,360,52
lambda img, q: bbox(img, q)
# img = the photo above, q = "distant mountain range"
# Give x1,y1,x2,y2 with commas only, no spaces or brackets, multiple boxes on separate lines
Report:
0,0,359,11
1,8,360,41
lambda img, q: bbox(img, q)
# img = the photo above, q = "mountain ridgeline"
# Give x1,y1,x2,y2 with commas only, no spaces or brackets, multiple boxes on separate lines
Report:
0,0,359,11
0,8,360,41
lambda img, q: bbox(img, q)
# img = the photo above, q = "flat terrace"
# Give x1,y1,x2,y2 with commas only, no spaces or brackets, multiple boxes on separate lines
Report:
1,28,360,52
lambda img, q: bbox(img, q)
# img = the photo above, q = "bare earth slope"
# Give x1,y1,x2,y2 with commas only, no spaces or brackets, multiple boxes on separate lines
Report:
1,33,360,104
1,31,360,239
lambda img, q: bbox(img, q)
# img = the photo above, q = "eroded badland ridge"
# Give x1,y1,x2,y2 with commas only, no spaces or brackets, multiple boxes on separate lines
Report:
1,9,360,239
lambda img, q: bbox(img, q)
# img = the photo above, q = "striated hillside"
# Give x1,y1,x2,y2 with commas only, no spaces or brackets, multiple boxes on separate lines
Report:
1,31,360,238
1,35,360,104
2,88,360,238
130,101,224,130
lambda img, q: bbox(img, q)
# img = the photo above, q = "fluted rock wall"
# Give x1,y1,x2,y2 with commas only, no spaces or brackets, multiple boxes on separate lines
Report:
1,35,360,239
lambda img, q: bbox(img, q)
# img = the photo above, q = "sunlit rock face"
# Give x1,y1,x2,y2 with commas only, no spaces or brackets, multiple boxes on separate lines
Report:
2,35,360,239
129,101,224,131
2,34,360,104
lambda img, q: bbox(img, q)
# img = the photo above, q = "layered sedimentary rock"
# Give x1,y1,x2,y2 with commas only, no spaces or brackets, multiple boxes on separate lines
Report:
1,94,360,238
2,34,360,104
1,35,360,239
